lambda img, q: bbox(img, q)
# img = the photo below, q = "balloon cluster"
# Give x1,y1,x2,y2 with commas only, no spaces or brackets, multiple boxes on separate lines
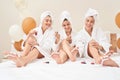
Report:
115,12,120,49
9,17,36,51
22,17,36,34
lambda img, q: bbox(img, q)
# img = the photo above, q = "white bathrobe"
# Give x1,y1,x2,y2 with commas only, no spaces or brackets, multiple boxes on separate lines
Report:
59,29,76,45
21,11,56,59
32,26,56,59
75,27,110,58
53,28,77,52
21,27,56,59
58,11,77,46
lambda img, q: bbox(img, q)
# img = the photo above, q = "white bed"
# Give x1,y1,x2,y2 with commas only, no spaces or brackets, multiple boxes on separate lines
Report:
0,32,120,80
0,54,120,80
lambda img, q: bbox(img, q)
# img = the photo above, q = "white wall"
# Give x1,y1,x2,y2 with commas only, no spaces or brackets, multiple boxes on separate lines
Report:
0,0,120,52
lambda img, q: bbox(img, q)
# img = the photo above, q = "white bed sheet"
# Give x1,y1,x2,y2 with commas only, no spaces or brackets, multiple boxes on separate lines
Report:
0,57,120,80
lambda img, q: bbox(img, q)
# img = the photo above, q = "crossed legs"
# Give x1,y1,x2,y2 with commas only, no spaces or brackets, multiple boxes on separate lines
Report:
88,45,119,67
3,35,44,67
52,39,78,64
8,48,43,67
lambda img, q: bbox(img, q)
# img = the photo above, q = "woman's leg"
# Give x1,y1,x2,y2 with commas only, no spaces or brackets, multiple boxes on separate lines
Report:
21,36,37,57
51,52,61,63
101,55,119,67
88,44,119,67
3,36,37,59
71,47,79,57
88,45,102,64
8,48,43,67
52,50,68,64
61,39,77,61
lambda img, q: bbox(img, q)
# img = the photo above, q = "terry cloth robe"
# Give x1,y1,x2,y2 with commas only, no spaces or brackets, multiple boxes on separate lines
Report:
53,29,78,53
59,29,76,46
32,26,56,59
58,11,77,47
76,27,110,58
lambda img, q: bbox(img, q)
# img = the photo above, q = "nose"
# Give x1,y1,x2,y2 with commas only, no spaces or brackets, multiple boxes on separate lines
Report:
65,25,69,29
47,21,52,26
87,21,91,25
48,20,51,24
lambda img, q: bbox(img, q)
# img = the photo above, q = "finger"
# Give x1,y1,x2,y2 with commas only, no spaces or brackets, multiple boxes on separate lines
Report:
68,35,71,38
55,32,58,34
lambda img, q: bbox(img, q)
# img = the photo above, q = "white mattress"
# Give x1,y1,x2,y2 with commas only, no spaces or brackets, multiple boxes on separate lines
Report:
0,57,120,80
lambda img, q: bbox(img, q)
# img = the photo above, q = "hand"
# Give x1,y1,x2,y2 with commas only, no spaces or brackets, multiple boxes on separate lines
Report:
66,35,72,44
29,30,37,36
55,32,60,44
25,30,36,42
29,40,38,46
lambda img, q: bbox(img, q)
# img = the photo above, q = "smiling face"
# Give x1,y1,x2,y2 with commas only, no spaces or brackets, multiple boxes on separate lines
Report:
42,15,52,31
85,16,95,32
62,19,72,33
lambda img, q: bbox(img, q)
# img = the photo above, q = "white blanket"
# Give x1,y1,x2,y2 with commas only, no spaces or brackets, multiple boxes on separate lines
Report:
0,56,120,80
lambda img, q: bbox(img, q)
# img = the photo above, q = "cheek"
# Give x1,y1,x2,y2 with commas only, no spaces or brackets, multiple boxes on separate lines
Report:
85,22,88,26
43,21,47,25
46,22,51,26
90,23,94,27
48,23,51,26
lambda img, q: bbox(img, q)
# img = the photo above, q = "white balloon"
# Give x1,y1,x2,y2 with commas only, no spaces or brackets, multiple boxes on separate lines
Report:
13,0,27,10
9,24,24,41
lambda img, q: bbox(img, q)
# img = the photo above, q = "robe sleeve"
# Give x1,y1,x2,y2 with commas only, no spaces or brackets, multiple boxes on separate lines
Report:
98,28,111,53
73,32,85,57
48,30,60,52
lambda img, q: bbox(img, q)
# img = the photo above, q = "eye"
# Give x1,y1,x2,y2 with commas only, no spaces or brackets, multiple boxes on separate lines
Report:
49,20,52,23
63,24,66,27
90,20,94,24
67,23,70,26
45,19,48,22
45,19,52,23
86,19,89,22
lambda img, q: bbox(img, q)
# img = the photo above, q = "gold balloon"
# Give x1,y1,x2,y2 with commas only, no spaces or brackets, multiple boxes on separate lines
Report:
22,17,36,34
14,39,23,51
115,12,120,28
117,38,120,49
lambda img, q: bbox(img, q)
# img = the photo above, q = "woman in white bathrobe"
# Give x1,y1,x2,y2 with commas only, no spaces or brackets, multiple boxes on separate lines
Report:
7,11,57,67
76,8,119,67
52,11,79,64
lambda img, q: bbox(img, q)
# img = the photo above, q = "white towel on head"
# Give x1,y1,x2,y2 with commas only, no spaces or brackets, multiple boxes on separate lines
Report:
60,11,72,25
40,11,53,24
85,8,99,21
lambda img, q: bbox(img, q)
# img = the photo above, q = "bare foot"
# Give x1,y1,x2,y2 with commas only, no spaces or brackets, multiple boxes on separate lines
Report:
51,53,61,64
102,58,119,67
94,54,110,64
2,51,10,55
7,56,25,67
70,47,78,61
2,51,18,58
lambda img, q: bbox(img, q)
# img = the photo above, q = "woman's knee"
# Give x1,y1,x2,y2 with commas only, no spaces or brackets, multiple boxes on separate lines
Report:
88,46,95,58
31,48,40,57
27,36,36,44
